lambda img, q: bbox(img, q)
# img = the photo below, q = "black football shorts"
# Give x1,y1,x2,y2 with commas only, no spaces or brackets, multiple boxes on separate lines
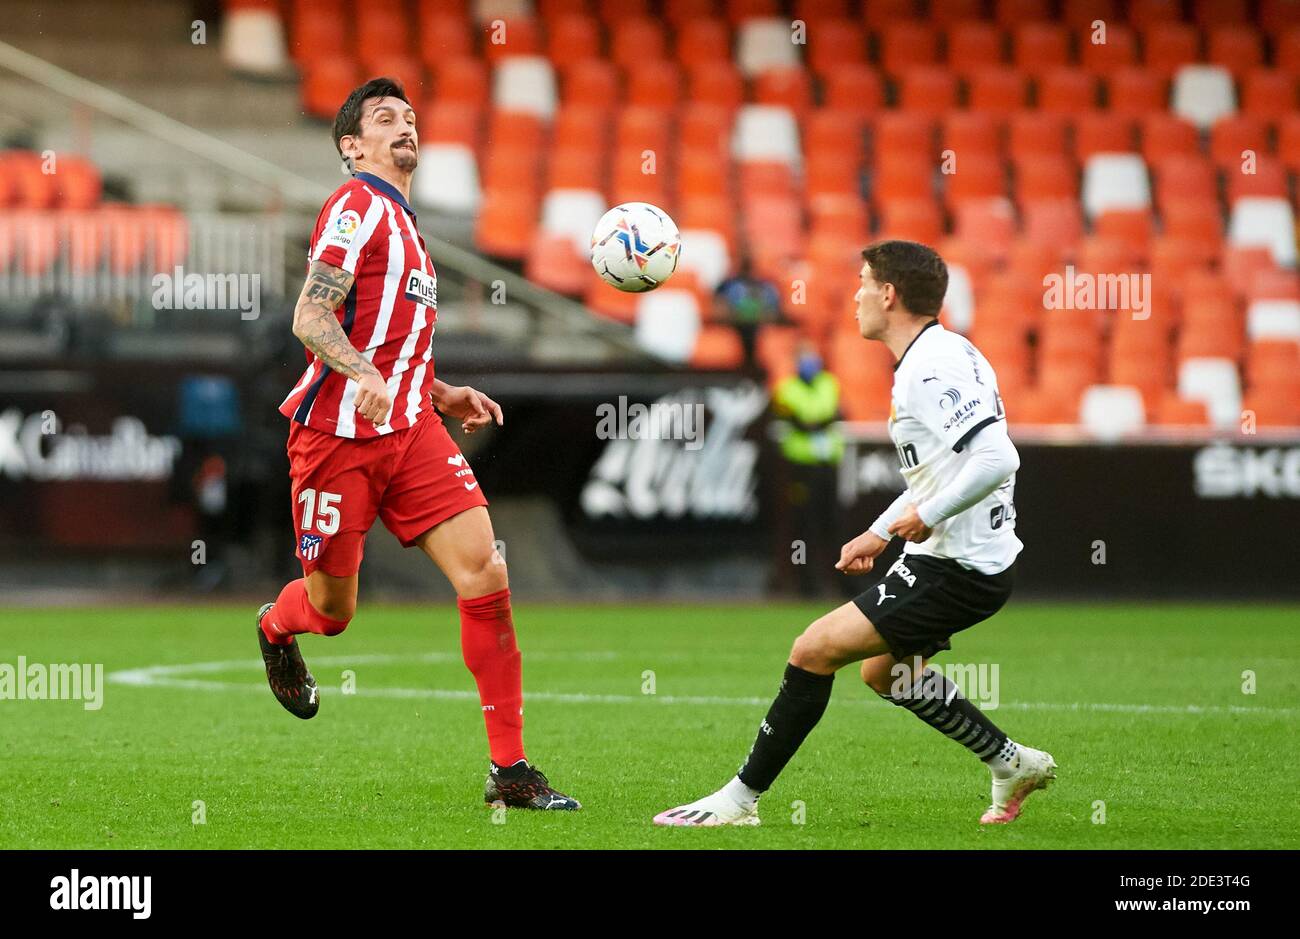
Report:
852,552,1014,660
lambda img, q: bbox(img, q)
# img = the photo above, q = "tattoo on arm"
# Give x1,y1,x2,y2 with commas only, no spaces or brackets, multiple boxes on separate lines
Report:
292,261,378,381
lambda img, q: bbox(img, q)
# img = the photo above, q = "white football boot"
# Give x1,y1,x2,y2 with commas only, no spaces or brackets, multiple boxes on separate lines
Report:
980,745,1057,824
653,788,761,827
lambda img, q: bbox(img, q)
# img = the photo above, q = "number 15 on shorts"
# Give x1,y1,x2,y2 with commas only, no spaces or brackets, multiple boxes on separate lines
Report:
298,488,342,535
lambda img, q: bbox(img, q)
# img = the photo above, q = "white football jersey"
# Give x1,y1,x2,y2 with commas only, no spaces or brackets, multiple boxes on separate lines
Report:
888,321,1022,575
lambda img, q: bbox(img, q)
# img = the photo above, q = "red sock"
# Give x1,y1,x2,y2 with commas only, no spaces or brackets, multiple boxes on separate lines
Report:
458,587,526,766
261,578,349,645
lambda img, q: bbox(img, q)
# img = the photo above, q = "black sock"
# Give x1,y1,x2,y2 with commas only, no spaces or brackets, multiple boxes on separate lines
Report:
878,667,1008,760
737,663,834,792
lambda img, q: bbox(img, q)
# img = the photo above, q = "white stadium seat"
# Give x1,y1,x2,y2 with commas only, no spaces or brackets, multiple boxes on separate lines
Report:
220,8,289,76
677,229,732,291
1079,385,1147,441
492,56,557,119
1246,299,1300,340
540,189,606,256
1170,65,1237,129
1228,197,1298,267
1177,358,1242,430
942,263,975,334
1081,153,1152,219
412,145,481,214
472,0,533,23
635,289,701,363
736,19,801,76
731,105,801,166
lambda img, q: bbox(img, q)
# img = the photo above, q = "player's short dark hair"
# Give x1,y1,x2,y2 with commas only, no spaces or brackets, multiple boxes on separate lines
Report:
332,77,410,157
861,240,948,317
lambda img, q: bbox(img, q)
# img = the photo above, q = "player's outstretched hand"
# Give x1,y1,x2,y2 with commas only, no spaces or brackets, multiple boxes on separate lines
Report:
437,384,504,434
355,372,392,426
887,504,933,544
836,530,888,575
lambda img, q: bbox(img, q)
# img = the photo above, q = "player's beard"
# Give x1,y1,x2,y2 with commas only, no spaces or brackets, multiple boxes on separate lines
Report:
392,141,418,171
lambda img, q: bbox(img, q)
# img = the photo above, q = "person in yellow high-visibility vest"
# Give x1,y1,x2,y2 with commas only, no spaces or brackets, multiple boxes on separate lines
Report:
771,343,843,597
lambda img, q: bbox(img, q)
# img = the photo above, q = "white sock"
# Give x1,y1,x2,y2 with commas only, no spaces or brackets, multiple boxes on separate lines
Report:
722,776,762,809
984,739,1020,779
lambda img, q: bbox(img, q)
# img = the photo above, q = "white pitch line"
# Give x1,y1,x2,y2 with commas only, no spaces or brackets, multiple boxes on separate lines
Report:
105,657,1300,717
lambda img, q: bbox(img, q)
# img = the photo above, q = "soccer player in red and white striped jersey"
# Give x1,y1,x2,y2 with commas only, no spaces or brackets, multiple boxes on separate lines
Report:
258,78,579,811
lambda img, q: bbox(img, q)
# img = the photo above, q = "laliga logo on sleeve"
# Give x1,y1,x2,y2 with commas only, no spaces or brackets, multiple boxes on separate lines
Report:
324,209,362,248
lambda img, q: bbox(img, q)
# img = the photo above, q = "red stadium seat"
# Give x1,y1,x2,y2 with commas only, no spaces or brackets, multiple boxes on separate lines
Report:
545,14,602,65
941,112,1003,161
690,323,746,370
1162,200,1225,250
871,112,935,165
897,67,960,115
1141,22,1201,76
965,67,1030,114
481,16,542,63
1012,23,1070,74
433,57,489,108
416,11,473,65
1207,25,1264,78
943,155,1007,208
1209,115,1271,169
946,21,1005,70
1140,113,1201,164
1062,0,1117,28
954,197,1017,259
994,0,1050,26
874,156,934,203
610,17,668,68
878,22,939,74
1022,199,1083,254
1194,0,1249,27
1261,0,1300,33
1037,68,1099,113
1279,28,1300,76
685,61,745,110
1153,154,1217,208
525,234,593,296
822,64,886,115
1279,113,1300,171
1106,68,1169,117
1094,210,1154,259
1079,25,1138,73
877,198,944,244
1226,156,1289,201
755,67,814,119
807,18,868,75
1015,156,1079,202
1128,0,1182,29
1008,111,1069,160
626,60,684,111
1074,113,1138,159
1241,69,1299,121
675,17,731,65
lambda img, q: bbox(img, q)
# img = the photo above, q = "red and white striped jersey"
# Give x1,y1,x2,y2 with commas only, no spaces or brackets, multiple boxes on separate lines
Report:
280,172,439,439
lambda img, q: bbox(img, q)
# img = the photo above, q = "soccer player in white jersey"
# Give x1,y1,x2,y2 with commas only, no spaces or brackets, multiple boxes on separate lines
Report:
654,240,1056,827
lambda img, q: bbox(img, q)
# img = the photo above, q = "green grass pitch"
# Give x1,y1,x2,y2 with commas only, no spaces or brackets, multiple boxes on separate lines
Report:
1,602,1297,849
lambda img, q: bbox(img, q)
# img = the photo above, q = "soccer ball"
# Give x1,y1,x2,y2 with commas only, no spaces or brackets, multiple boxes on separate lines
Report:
590,202,682,292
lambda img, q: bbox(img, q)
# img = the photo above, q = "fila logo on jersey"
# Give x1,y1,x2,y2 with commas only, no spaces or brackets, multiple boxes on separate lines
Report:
300,533,323,560
404,268,437,307
886,557,917,587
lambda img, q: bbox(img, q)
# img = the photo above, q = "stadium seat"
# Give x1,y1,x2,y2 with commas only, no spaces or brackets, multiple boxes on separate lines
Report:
1079,385,1146,440
1279,28,1300,76
1141,22,1201,76
1007,112,1069,160
481,16,542,63
878,22,939,74
675,17,731,64
1207,25,1264,78
492,56,557,119
736,18,800,76
1016,156,1079,202
877,198,943,244
1228,197,1298,267
898,67,960,115
610,17,667,67
806,151,861,199
726,0,781,25
1149,392,1210,426
871,112,935,164
560,59,620,110
687,61,746,110
1210,114,1270,170
941,112,1003,161
53,155,102,210
1094,209,1154,258
678,229,731,291
301,59,361,120
1012,23,1070,74
1081,154,1151,219
754,67,814,119
954,197,1017,259
222,4,288,76
732,105,801,165
1105,68,1169,117
946,21,1005,70
1079,25,1138,73
1241,69,1299,121
994,0,1050,27
943,155,1007,208
928,0,983,25
1140,113,1201,164
1226,157,1289,202
1037,69,1100,113
822,64,886,115
525,233,592,296
1127,0,1180,28
626,60,684,111
966,67,1030,114
874,156,934,203
1171,65,1238,129
807,18,867,75
1162,199,1225,252
413,145,481,214
1193,0,1249,26
635,288,702,363
1246,299,1300,341
417,11,474,63
1177,357,1242,428
1153,153,1216,208
1021,199,1083,254
474,188,539,259
1246,339,1300,390
1074,113,1138,160
540,189,606,256
690,323,746,370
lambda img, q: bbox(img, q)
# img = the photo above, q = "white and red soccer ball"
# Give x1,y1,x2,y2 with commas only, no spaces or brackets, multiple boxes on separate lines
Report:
590,202,682,293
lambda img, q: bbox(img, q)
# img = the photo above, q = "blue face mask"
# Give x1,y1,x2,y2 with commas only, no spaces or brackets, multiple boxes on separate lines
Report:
797,354,822,383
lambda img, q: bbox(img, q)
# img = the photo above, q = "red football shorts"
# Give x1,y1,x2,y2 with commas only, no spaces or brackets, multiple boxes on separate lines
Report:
286,412,489,577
